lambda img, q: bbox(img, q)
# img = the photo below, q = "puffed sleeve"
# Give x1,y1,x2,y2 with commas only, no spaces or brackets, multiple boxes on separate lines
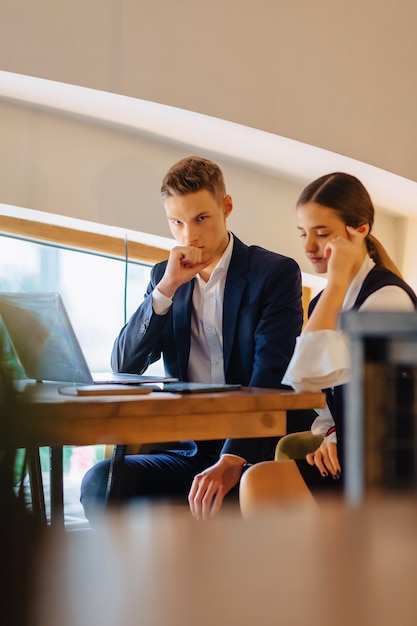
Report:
281,330,351,392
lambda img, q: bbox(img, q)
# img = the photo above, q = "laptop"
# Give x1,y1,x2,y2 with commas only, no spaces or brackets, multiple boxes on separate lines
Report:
0,292,177,385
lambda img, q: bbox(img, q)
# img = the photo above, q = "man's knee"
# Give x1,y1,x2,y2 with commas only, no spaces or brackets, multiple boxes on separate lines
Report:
80,459,111,516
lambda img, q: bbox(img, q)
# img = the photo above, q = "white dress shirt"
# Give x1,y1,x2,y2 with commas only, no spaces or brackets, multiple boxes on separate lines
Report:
152,235,242,461
152,234,234,383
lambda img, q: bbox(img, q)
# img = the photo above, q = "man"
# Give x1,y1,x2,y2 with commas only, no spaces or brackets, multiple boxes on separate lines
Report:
81,156,314,521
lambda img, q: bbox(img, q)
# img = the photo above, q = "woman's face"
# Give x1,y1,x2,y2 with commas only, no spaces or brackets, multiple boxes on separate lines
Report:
296,201,349,274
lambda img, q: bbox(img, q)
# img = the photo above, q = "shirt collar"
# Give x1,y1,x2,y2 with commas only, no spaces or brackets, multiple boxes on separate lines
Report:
196,232,234,286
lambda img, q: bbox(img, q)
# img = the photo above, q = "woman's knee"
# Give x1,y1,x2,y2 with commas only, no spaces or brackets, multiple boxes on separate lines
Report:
239,461,291,515
239,460,313,516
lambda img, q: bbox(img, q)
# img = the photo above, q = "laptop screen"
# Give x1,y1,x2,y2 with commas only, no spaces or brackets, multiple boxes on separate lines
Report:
0,313,27,380
0,292,93,383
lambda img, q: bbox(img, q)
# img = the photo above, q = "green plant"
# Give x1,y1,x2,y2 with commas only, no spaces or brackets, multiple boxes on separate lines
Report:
0,324,45,625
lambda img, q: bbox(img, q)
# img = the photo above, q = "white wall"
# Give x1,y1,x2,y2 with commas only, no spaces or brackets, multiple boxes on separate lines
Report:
0,99,405,281
1,0,416,287
1,0,417,182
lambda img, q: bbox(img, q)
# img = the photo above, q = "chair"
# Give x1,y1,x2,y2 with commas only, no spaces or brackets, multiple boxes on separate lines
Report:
275,431,323,461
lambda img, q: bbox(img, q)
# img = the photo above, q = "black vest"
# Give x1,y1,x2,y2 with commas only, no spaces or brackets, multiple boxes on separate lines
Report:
308,265,417,459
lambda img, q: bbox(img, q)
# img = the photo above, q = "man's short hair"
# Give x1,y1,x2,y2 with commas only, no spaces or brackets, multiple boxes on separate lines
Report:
161,156,226,204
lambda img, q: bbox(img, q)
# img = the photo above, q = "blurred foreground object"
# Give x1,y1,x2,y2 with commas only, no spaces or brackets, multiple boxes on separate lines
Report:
341,311,417,503
33,498,417,626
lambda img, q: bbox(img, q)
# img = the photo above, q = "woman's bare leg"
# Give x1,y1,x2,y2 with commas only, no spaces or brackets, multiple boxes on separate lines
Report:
239,460,317,516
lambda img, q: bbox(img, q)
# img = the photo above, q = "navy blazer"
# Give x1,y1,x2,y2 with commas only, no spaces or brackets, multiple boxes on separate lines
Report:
111,235,314,463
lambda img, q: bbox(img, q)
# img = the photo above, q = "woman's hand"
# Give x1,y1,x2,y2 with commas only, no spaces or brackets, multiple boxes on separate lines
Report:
303,225,368,334
306,441,341,479
324,225,367,284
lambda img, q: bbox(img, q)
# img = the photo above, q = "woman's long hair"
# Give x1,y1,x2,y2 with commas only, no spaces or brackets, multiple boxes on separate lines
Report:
297,172,403,277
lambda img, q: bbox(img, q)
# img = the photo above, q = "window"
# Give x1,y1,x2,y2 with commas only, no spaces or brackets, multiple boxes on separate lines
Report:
1,218,169,526
0,232,165,374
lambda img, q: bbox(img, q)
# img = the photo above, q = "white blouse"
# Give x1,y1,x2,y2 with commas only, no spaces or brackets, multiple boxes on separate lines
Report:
282,256,415,442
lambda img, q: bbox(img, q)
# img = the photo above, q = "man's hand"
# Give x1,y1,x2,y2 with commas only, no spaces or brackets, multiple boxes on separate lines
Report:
157,245,213,298
188,455,245,521
306,441,341,479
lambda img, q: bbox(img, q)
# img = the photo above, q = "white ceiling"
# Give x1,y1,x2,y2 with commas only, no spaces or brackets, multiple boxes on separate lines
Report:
1,70,416,217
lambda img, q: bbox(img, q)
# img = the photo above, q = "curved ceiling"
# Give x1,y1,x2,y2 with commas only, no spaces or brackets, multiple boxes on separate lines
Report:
1,71,417,218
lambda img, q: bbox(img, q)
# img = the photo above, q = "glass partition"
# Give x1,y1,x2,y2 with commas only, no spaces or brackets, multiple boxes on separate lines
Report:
1,232,163,526
0,234,163,373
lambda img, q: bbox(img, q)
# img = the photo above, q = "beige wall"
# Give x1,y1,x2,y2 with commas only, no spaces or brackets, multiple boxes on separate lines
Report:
1,0,417,181
0,99,405,281
0,0,416,287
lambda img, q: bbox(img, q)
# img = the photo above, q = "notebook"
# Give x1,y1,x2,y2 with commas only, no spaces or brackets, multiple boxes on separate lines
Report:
0,292,177,385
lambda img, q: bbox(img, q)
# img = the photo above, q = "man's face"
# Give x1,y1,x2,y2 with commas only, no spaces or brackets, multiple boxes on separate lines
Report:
164,189,233,266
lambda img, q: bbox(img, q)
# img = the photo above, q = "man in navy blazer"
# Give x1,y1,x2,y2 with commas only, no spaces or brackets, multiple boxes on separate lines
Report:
80,156,314,521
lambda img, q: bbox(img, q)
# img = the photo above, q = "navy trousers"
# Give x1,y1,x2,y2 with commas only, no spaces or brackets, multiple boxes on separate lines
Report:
80,447,221,522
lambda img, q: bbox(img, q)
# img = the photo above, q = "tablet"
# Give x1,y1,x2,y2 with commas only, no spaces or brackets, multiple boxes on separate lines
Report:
153,382,242,394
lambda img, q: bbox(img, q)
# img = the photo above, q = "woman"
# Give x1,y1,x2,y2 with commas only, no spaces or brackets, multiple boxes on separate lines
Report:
240,172,417,514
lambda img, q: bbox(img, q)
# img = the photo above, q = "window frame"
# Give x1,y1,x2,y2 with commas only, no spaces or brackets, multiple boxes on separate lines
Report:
0,214,169,264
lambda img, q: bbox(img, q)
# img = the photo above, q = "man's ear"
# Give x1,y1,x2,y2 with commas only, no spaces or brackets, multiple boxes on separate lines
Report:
224,194,233,217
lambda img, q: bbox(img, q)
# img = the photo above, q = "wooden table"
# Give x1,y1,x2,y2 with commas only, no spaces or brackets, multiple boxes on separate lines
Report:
10,382,325,524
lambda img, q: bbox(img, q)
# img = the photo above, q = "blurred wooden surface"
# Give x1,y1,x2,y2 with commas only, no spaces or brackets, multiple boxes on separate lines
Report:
32,496,417,626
